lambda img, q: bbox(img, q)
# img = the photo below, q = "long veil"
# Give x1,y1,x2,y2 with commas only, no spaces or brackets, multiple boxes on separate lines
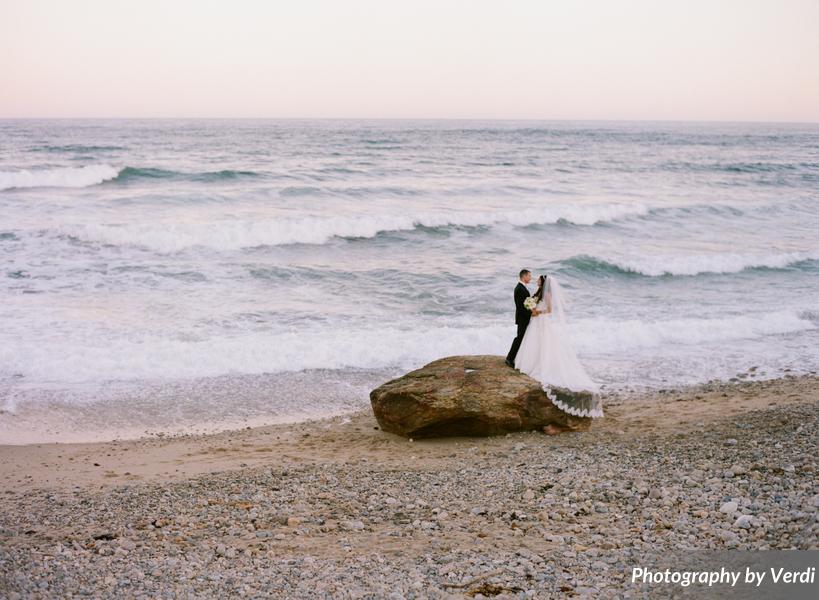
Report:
545,275,567,325
541,275,604,418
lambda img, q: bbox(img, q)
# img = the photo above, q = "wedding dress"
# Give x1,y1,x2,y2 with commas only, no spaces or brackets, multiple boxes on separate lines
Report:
514,276,603,418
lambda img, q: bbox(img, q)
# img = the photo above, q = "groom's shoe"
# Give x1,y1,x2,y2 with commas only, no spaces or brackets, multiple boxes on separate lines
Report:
505,359,514,368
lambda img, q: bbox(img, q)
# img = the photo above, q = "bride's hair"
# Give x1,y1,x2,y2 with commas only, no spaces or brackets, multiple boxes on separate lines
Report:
533,275,547,302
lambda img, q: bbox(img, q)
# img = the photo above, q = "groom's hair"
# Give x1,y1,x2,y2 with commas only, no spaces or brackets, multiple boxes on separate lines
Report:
519,269,531,279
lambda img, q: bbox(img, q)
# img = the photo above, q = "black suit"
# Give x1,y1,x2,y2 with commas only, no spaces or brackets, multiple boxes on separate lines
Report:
506,282,531,365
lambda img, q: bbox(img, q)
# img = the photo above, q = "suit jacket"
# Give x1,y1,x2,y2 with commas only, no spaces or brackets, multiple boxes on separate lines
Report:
514,282,531,326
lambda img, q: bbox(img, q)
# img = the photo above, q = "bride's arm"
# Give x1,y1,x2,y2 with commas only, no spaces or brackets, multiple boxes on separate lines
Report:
545,292,553,313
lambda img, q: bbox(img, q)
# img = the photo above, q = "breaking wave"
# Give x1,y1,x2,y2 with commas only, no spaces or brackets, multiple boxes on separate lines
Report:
53,203,650,252
0,164,120,190
562,252,819,277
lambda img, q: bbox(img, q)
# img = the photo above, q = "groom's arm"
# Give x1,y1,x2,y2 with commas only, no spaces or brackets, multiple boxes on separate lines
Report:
514,285,529,312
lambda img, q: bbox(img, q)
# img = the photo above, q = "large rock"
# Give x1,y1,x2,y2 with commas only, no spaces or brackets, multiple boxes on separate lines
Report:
370,355,592,438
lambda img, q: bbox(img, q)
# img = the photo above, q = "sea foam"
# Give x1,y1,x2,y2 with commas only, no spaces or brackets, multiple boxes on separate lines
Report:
2,311,813,384
0,165,120,190
56,203,649,252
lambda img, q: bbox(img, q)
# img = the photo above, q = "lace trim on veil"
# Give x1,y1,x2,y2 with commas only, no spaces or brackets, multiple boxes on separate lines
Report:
544,386,604,419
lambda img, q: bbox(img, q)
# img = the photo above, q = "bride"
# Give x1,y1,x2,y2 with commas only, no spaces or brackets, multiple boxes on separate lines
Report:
514,274,604,419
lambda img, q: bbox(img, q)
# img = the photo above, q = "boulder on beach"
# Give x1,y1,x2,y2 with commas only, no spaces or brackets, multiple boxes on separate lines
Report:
370,355,592,438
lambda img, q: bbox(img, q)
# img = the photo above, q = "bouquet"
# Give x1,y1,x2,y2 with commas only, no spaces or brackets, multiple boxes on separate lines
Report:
523,297,537,311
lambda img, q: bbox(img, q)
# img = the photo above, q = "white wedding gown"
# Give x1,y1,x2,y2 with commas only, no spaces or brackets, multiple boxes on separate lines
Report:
514,278,603,418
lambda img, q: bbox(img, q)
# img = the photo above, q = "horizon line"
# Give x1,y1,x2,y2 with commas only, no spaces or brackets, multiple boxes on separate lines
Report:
1,116,818,125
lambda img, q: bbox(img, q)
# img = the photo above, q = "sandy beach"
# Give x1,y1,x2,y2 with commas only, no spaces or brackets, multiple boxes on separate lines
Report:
0,374,816,598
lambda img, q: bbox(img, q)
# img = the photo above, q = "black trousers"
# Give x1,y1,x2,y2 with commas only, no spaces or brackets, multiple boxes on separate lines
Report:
506,321,529,364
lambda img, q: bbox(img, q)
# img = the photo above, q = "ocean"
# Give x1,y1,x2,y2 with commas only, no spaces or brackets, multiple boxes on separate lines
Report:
1,119,817,442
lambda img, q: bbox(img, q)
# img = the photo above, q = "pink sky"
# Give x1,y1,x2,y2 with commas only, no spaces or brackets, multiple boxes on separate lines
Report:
2,0,818,121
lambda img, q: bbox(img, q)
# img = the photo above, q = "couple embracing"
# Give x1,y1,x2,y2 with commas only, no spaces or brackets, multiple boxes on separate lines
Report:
505,269,603,419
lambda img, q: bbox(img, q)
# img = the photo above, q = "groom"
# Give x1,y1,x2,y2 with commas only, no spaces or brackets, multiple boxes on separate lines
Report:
505,269,532,368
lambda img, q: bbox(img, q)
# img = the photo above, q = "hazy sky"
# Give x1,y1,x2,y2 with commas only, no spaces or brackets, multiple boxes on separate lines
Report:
2,0,818,120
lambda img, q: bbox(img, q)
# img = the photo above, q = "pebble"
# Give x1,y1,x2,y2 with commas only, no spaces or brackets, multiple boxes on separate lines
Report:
119,539,136,551
718,529,738,542
734,515,753,529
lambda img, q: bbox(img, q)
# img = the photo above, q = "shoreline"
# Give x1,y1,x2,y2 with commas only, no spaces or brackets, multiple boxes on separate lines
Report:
0,367,395,446
1,374,816,597
1,363,814,446
0,374,815,492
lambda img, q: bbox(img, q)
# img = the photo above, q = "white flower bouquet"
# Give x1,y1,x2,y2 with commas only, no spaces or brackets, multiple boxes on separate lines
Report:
523,297,537,311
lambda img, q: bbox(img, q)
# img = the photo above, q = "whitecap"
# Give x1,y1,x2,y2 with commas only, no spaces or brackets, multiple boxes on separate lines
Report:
0,164,120,190
52,203,650,252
